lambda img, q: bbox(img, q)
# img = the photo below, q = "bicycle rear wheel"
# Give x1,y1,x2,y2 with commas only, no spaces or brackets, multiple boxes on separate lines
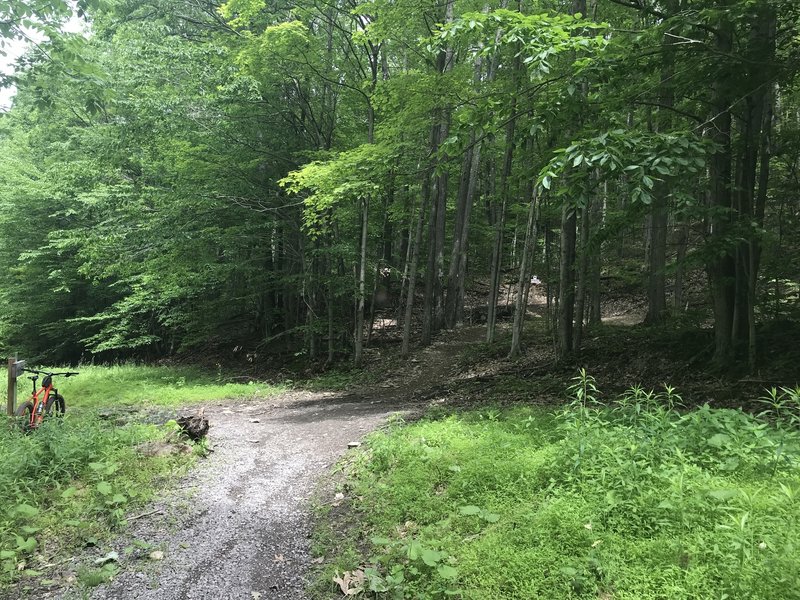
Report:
14,401,35,431
45,394,65,417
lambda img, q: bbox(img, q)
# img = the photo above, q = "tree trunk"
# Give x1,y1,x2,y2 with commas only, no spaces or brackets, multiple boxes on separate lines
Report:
707,16,735,368
486,68,519,343
402,189,429,356
445,137,481,328
558,204,577,358
589,179,604,325
573,200,590,350
509,185,540,358
354,197,369,367
673,221,689,312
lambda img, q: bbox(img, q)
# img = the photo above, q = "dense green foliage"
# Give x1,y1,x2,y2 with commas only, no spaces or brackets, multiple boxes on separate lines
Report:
0,415,190,585
0,0,797,370
317,378,800,599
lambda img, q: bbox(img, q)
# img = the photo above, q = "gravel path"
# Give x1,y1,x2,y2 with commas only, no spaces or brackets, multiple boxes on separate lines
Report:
38,327,483,600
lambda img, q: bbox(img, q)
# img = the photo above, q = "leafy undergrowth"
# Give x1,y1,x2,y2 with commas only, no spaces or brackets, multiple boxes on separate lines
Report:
454,317,800,411
0,414,195,590
314,375,800,599
2,364,286,410
297,366,381,392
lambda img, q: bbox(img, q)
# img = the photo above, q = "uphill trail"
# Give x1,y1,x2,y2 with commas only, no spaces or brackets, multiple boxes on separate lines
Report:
47,327,484,600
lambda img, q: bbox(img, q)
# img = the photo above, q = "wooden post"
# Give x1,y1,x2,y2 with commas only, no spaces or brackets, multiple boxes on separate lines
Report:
7,357,17,416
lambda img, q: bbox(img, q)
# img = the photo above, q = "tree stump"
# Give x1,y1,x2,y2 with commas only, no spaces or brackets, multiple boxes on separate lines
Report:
176,410,209,441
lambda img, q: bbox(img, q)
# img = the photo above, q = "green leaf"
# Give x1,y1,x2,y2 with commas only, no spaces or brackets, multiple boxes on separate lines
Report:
437,564,459,579
0,551,15,560
459,505,481,516
14,536,37,553
62,487,78,499
421,548,444,566
707,433,730,448
482,512,500,523
15,504,39,518
406,540,422,561
708,489,738,502
370,536,391,546
96,481,113,495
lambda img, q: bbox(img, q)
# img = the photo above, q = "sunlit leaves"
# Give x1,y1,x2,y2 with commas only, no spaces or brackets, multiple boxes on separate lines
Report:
539,129,710,206
435,9,609,79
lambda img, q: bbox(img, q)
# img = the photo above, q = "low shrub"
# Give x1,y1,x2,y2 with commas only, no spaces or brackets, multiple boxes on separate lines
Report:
318,375,800,599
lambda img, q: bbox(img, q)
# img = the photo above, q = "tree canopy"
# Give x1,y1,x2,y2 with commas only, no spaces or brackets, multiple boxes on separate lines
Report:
0,0,798,371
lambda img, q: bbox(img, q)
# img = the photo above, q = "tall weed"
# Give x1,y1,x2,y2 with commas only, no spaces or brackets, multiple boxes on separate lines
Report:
322,378,800,599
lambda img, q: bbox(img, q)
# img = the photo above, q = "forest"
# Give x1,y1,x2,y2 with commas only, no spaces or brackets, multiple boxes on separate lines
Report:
1,0,797,372
1,0,800,598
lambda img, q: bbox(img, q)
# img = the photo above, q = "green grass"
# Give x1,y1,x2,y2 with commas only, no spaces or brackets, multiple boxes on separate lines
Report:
315,378,800,599
0,414,192,586
2,363,287,410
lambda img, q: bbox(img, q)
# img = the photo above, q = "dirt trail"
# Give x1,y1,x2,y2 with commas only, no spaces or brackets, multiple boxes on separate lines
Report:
45,327,483,600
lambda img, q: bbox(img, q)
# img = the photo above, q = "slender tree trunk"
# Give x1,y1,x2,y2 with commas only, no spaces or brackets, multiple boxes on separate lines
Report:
673,221,689,312
509,185,540,358
558,204,577,357
446,135,481,328
557,0,587,358
396,193,415,327
487,74,519,343
402,189,429,356
589,178,604,324
573,199,591,349
707,15,736,368
354,197,369,367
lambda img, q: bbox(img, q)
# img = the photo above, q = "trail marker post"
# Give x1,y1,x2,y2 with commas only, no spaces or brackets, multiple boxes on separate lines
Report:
6,357,25,416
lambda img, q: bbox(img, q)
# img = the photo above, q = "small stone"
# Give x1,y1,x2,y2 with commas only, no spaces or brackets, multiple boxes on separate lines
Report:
249,418,260,423
247,439,260,444
149,551,164,561
347,442,361,449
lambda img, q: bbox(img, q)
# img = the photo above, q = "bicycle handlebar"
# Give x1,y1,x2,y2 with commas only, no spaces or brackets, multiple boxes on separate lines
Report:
21,368,80,377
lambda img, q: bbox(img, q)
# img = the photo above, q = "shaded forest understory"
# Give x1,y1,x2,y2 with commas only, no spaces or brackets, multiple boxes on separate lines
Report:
1,0,799,393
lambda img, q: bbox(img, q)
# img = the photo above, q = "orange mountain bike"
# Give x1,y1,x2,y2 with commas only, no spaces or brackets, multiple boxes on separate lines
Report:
15,368,79,430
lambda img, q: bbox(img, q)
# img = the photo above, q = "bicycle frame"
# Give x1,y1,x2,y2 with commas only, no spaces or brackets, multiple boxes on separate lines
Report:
25,374,55,429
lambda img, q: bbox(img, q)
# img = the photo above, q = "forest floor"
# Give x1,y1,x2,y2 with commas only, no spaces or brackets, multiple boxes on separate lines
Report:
34,327,487,600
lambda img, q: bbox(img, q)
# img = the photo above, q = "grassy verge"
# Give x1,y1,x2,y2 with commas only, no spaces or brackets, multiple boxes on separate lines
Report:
0,414,195,589
313,377,800,599
2,364,287,410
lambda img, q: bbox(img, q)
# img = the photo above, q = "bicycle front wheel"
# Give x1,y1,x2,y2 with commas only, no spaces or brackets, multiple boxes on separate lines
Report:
14,401,35,431
45,394,65,417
